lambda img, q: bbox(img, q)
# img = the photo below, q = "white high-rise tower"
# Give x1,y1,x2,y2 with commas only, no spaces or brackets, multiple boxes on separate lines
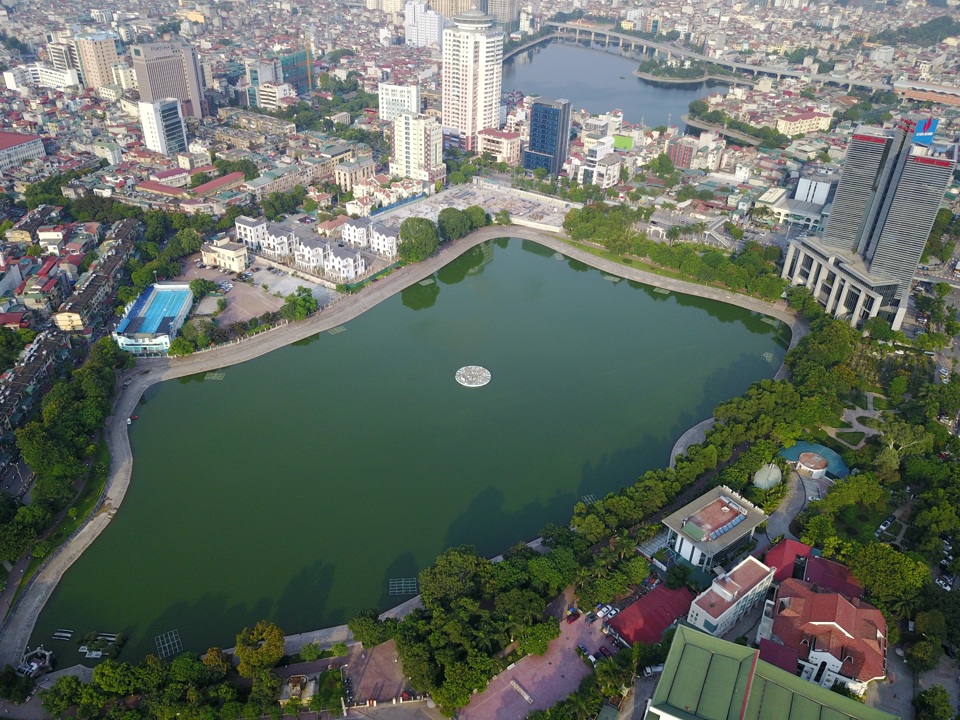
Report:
441,10,503,152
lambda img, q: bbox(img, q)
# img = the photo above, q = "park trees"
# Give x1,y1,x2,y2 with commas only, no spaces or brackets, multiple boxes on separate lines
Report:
398,217,439,263
915,686,954,720
189,278,218,297
846,543,930,610
280,286,318,320
437,208,472,242
234,620,285,678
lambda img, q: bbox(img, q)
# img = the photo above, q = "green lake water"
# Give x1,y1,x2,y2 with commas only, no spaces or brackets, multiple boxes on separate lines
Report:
31,238,789,661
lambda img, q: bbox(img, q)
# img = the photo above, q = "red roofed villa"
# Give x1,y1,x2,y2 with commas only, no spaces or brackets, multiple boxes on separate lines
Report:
605,584,694,648
761,578,886,695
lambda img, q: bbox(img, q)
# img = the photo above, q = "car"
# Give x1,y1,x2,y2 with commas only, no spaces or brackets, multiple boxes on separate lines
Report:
607,607,620,618
886,515,896,524
596,604,612,618
577,644,588,655
585,613,597,625
586,654,597,666
566,611,580,623
937,577,953,592
599,646,612,659
808,495,820,501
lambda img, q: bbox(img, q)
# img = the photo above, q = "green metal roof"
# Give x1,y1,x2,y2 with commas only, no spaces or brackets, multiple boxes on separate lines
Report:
649,626,899,720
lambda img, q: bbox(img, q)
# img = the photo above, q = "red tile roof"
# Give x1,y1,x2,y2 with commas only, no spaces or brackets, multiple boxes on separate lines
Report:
190,171,245,196
804,557,863,600
0,131,40,151
758,638,799,673
607,585,694,645
764,539,812,584
772,578,886,683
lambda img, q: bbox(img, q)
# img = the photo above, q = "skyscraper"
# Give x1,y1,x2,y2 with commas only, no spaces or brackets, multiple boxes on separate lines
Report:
378,83,421,122
782,119,956,329
74,31,121,89
429,0,474,18
139,98,188,156
405,0,447,47
522,97,571,176
131,39,207,118
442,10,503,152
486,0,519,28
390,112,446,188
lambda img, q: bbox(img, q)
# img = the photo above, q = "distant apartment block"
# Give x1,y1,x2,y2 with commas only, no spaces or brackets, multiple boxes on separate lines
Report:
200,236,250,273
776,112,832,136
335,158,377,192
131,38,207,118
3,63,80,91
0,132,46,173
139,98,188,156
390,113,446,188
379,83,421,122
404,0,446,47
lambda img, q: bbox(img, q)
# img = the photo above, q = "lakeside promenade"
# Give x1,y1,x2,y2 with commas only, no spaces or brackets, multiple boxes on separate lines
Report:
0,224,806,667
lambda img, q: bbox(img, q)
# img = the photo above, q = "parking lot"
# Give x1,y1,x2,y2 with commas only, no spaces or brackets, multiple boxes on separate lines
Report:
458,613,611,720
178,256,339,325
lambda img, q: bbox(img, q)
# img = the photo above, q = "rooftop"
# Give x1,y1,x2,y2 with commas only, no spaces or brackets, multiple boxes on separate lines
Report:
662,486,767,551
692,556,774,620
649,625,896,720
116,284,193,338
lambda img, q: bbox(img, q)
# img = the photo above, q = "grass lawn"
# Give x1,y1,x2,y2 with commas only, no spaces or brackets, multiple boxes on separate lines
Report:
884,520,903,539
836,431,865,446
834,505,889,544
871,397,890,410
15,439,111,597
855,415,878,428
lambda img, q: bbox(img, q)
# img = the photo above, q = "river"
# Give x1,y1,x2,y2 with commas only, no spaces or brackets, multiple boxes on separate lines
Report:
503,41,725,127
30,239,789,661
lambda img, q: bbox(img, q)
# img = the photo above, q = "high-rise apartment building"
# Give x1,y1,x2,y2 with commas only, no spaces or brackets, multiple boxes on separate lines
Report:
47,42,81,83
405,0,446,47
139,98,188,156
131,39,207,118
429,0,474,17
442,10,503,152
782,119,956,329
486,0,519,28
74,31,121,89
522,97,571,176
378,83,421,122
390,112,446,187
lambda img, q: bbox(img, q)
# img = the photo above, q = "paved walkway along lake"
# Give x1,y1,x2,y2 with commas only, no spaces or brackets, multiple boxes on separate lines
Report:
0,226,806,665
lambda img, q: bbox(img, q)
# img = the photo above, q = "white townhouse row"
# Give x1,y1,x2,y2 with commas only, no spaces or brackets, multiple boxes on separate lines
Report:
339,218,401,259
234,216,366,282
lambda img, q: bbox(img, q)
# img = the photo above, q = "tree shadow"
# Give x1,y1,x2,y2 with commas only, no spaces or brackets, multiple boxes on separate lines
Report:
274,559,340,631
400,280,440,311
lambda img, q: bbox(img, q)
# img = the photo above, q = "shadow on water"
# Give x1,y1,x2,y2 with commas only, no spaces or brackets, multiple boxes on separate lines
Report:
375,552,421,610
576,439,658,501
292,332,322,347
275,560,342,631
401,279,440,311
136,594,275,658
520,239,557,258
437,243,492,285
442,486,578,555
177,372,209,385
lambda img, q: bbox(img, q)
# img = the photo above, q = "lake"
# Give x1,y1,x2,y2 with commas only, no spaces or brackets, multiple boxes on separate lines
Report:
31,239,788,660
503,41,724,127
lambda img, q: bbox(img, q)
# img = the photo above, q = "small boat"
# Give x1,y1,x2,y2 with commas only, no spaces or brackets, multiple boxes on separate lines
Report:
127,418,131,425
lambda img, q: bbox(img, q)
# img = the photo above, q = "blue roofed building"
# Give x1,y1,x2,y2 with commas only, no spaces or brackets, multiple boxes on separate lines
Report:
112,283,193,355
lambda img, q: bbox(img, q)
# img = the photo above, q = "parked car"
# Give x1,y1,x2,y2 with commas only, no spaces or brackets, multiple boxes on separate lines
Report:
584,613,597,625
577,644,588,655
937,577,953,592
596,604,612,618
607,607,620,619
566,611,580,624
598,646,612,659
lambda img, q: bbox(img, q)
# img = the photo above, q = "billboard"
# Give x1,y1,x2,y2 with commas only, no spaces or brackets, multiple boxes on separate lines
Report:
913,117,939,146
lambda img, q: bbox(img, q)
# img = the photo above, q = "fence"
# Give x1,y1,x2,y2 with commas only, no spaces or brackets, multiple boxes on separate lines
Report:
370,193,426,217
342,261,401,291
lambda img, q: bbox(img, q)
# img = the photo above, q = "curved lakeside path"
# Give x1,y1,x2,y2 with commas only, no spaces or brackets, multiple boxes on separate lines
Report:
0,225,807,665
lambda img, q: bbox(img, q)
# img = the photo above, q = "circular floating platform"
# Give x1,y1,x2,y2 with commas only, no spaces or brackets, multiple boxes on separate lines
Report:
456,366,491,387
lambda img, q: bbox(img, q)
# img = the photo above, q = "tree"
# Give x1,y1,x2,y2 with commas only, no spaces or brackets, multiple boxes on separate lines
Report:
40,674,81,716
516,621,559,656
279,286,318,321
92,659,139,695
348,608,396,647
437,208,472,242
494,210,511,225
846,543,930,605
398,217,439,263
190,172,212,188
298,643,323,661
189,278,218,297
916,610,947,641
234,620,285,678
915,685,954,720
167,336,195,356
463,205,489,230
907,640,944,674
201,647,233,677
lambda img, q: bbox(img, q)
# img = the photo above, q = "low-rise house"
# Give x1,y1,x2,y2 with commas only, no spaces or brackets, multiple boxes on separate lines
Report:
687,555,775,637
200,236,249,273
